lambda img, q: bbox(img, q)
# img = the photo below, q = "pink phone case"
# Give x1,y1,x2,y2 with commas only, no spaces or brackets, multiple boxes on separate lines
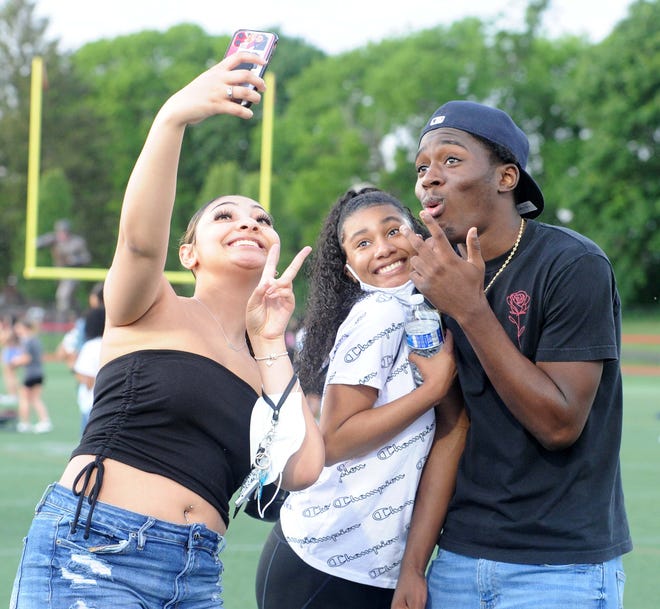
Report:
225,30,278,107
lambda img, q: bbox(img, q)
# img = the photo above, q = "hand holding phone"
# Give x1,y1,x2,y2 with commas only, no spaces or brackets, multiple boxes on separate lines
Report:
224,29,278,107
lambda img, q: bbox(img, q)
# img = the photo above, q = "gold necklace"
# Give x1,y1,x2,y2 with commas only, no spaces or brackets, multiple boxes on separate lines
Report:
483,218,526,294
192,296,247,352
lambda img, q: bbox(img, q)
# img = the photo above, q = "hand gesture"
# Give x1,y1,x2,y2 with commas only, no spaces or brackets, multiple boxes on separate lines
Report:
159,51,268,126
400,211,486,318
246,244,312,341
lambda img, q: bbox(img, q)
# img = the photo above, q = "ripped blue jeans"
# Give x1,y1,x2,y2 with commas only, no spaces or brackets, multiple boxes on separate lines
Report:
10,483,226,609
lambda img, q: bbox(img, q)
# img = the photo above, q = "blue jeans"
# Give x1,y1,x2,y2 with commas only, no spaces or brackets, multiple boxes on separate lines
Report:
426,549,626,609
10,483,226,609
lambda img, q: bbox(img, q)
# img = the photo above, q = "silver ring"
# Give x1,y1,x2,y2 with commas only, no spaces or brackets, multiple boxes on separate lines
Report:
226,86,233,99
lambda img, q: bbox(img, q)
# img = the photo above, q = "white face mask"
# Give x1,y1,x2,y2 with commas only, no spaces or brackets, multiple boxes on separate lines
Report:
345,263,415,305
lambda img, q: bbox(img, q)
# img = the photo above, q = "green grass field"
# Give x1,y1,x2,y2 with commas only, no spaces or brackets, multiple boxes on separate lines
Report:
1,337,658,607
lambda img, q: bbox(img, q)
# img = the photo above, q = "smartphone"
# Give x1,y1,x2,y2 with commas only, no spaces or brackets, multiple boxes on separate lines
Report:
224,29,279,107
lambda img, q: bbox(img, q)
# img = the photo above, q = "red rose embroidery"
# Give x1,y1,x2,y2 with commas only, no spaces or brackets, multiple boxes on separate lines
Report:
507,291,530,347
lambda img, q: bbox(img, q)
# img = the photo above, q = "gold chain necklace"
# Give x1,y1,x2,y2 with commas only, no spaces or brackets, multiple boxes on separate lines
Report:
483,218,526,294
192,296,247,352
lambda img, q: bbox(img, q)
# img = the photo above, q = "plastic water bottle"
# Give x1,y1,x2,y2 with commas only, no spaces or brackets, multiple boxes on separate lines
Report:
405,293,443,386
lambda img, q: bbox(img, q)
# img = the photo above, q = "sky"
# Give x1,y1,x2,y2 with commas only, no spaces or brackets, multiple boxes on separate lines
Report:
35,0,635,55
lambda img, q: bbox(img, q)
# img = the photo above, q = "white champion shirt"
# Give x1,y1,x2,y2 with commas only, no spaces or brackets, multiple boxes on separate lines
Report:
280,289,436,588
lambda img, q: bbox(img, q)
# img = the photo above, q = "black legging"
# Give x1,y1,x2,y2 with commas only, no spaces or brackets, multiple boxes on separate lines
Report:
255,520,395,609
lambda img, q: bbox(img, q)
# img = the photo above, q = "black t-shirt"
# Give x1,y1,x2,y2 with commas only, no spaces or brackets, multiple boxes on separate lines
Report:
441,221,632,564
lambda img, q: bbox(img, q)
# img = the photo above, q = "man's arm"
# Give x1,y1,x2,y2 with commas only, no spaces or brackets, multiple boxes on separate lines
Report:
402,218,602,451
452,304,601,450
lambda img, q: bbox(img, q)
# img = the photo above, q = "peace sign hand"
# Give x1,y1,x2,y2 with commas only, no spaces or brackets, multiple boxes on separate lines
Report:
246,243,312,341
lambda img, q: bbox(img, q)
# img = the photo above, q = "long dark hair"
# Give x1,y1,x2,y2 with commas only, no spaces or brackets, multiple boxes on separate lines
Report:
297,187,427,395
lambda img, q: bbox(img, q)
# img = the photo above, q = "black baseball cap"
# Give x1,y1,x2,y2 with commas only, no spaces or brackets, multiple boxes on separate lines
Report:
420,101,544,218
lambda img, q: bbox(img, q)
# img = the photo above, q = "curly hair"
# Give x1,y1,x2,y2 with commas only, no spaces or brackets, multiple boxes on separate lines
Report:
297,187,428,395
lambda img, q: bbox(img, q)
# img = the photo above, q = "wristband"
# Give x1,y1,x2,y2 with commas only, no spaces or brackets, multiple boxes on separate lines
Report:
254,351,289,366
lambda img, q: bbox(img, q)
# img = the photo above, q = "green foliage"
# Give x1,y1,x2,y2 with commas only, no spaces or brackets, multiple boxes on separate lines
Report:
557,0,660,306
69,26,279,272
38,168,72,234
199,162,243,204
0,0,657,310
0,0,58,287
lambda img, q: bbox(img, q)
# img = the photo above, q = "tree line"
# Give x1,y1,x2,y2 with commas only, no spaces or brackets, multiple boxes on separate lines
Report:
0,0,658,311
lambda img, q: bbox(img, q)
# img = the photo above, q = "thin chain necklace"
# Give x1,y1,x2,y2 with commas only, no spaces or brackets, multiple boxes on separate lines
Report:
192,296,247,352
483,218,526,294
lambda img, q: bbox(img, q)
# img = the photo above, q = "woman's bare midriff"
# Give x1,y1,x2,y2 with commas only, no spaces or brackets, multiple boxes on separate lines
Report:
60,455,227,535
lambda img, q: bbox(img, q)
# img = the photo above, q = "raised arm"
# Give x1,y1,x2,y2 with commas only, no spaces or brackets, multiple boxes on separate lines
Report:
104,52,267,327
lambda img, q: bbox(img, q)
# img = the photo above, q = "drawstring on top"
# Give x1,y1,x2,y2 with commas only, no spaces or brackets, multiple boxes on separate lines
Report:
71,455,106,539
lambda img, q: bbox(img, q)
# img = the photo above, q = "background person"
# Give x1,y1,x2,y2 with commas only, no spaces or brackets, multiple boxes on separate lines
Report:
54,281,105,370
36,219,91,319
72,305,105,434
11,52,324,608
392,100,631,609
51,282,106,436
1,314,22,407
256,187,466,609
11,317,52,433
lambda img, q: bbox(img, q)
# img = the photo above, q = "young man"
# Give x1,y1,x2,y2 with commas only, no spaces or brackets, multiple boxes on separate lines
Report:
393,101,631,609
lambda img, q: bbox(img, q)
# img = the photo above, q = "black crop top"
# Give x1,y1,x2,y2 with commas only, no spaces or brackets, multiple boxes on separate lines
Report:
70,349,257,534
